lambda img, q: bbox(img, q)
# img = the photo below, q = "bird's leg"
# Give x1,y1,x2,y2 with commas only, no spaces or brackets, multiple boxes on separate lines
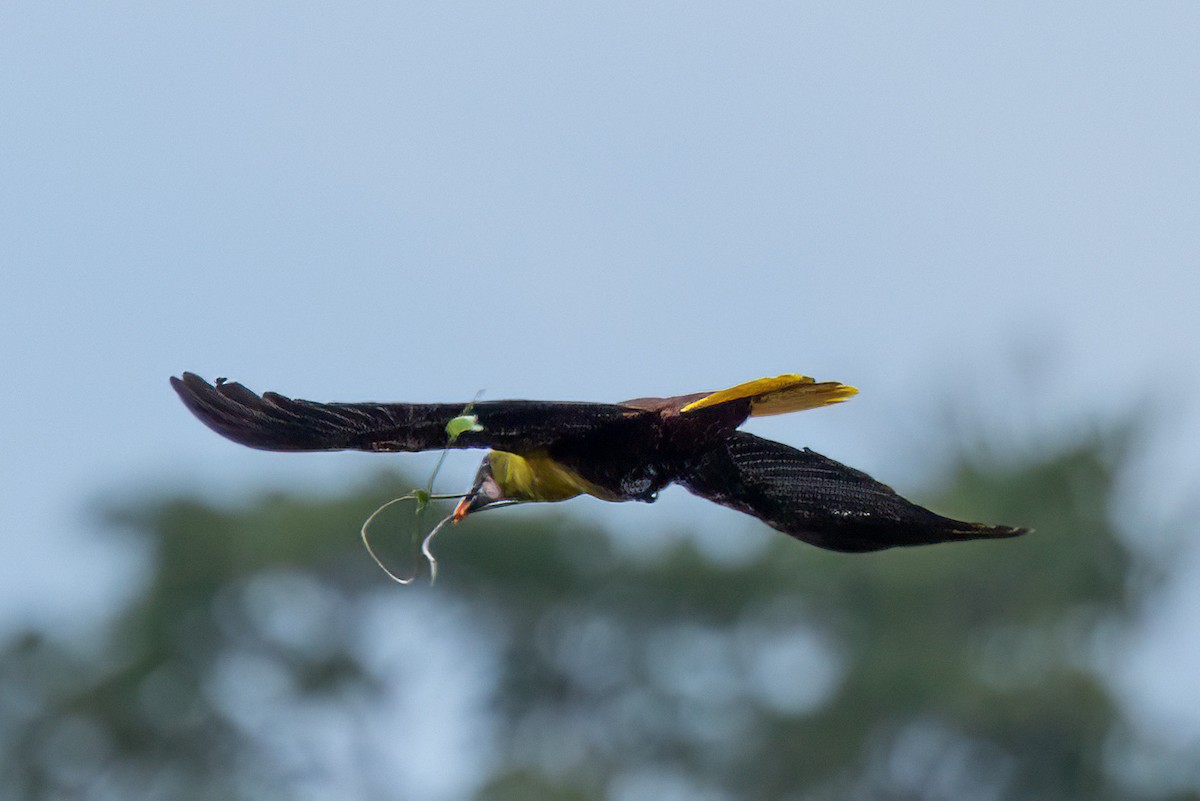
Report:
620,464,668,503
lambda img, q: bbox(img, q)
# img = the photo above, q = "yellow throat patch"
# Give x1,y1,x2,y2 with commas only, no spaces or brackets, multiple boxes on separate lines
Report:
487,450,615,504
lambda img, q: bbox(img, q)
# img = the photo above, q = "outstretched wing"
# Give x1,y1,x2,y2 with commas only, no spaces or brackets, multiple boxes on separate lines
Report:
677,432,1028,552
171,373,645,454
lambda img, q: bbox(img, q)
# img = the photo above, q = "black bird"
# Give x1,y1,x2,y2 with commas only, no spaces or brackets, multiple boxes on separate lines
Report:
170,372,1028,552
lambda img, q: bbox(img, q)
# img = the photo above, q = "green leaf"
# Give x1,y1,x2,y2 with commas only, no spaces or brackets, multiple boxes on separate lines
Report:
446,414,484,442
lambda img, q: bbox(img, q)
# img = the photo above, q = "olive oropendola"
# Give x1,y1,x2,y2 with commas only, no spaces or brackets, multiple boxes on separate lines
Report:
170,372,1028,552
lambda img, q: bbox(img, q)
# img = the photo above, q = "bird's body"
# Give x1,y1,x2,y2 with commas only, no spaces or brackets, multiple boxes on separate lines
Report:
171,372,1028,552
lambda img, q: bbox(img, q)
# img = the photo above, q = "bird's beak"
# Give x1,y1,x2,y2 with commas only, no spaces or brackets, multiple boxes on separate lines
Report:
454,460,503,523
452,493,477,523
452,487,501,523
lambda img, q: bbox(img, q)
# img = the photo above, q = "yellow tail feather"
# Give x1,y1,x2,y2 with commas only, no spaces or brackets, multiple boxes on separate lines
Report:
680,374,858,417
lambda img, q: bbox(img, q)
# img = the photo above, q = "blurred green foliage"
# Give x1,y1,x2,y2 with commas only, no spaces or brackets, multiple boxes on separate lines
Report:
0,424,1195,800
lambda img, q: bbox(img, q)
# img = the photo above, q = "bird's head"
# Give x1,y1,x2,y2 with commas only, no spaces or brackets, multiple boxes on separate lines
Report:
453,455,506,522
453,450,587,523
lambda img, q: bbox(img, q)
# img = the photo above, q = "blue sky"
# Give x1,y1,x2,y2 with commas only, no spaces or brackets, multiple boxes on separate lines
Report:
4,1,1200,763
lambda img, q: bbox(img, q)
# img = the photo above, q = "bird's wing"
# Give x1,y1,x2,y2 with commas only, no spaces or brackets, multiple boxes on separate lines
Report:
171,373,644,454
676,432,1028,552
677,374,857,417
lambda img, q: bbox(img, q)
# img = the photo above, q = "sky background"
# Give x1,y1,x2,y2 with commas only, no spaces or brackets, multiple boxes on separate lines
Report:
3,0,1200,758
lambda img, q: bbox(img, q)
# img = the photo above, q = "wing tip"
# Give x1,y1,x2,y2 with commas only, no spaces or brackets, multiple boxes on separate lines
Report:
170,371,220,398
170,371,211,408
958,522,1033,540
171,371,287,450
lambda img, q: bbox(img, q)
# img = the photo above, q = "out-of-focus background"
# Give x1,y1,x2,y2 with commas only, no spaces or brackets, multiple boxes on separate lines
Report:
3,4,1199,799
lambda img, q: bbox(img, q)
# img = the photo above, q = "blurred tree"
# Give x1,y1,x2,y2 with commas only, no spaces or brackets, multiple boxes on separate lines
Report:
0,423,1194,801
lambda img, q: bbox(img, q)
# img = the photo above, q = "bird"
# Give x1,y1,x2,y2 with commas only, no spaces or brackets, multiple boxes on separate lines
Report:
170,372,1028,553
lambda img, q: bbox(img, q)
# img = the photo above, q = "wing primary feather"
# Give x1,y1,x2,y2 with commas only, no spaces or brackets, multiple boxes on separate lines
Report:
677,432,1029,552
171,373,647,455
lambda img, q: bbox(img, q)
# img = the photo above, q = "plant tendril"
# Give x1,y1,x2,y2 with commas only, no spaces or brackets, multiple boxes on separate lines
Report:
359,393,484,585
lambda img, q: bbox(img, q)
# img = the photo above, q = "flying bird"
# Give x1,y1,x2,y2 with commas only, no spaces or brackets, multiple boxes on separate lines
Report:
170,372,1028,552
